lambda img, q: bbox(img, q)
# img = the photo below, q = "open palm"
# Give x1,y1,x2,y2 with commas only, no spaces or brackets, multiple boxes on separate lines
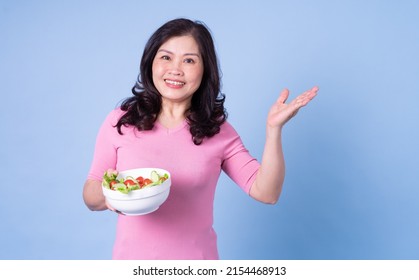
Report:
267,86,318,129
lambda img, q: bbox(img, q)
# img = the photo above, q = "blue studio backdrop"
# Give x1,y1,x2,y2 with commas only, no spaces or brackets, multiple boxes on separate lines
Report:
0,0,418,259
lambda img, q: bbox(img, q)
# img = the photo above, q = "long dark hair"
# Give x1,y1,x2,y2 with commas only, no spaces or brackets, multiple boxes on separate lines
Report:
116,18,227,145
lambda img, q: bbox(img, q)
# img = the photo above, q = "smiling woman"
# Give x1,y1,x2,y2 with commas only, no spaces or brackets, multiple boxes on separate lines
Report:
82,18,317,260
114,18,227,145
152,35,204,124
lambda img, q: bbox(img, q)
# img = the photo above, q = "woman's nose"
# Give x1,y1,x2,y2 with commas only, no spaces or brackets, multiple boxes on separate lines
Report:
168,60,184,76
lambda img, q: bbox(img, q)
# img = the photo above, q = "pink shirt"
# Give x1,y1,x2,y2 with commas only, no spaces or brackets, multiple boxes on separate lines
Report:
87,108,260,259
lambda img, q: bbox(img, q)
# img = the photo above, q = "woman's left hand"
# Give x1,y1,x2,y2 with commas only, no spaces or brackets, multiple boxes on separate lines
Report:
250,86,319,204
267,86,318,129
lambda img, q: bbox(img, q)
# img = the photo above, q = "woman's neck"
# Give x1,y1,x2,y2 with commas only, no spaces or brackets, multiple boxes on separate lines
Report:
158,103,188,129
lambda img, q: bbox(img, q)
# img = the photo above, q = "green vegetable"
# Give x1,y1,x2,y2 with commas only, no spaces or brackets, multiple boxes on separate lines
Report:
102,169,168,194
150,170,160,183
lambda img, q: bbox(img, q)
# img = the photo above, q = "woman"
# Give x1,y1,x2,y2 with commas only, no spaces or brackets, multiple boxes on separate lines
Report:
83,18,318,259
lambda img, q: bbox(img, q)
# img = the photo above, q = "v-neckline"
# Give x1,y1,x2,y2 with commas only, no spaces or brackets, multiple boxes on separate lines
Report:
155,119,188,134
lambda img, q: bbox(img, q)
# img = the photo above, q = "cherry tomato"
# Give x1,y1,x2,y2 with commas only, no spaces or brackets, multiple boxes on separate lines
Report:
136,176,144,185
143,178,153,186
124,179,136,186
109,180,118,190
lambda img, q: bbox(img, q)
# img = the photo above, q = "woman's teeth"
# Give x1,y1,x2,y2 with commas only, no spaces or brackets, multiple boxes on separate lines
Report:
165,80,185,86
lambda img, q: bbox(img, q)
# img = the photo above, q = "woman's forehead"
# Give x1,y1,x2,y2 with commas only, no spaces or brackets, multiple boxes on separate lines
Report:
158,35,201,55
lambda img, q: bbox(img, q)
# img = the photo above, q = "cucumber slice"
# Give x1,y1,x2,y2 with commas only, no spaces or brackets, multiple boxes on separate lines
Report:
114,183,127,189
114,183,128,193
150,170,160,183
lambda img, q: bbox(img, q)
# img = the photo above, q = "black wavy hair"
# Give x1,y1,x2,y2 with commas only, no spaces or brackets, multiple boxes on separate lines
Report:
116,18,227,145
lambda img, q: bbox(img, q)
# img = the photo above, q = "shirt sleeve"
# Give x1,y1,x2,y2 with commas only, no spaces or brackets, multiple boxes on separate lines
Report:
86,110,120,181
220,122,260,194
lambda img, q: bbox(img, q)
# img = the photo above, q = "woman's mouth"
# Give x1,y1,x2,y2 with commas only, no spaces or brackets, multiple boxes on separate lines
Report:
165,79,185,86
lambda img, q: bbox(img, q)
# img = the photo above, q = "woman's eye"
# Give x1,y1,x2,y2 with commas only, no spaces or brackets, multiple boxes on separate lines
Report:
161,55,170,60
184,58,195,64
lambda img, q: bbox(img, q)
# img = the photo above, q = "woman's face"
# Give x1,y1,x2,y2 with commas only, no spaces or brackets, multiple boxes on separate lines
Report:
152,35,204,106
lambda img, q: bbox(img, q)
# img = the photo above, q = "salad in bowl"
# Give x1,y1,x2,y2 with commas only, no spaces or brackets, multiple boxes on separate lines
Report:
102,168,171,216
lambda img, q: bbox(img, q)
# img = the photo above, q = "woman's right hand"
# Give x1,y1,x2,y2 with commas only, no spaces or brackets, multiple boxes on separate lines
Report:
83,169,125,214
104,168,118,178
104,169,124,214
83,179,108,211
105,200,124,215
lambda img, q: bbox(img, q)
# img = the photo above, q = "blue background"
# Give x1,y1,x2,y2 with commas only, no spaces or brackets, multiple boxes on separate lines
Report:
1,0,418,260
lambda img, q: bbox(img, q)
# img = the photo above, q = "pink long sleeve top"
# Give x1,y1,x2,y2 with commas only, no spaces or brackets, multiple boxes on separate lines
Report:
87,108,260,259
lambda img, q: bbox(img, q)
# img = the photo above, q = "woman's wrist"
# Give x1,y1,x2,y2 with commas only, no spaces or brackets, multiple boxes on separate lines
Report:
266,123,283,140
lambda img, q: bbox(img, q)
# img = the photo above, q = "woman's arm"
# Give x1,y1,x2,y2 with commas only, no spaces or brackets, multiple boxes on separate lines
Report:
250,86,318,204
83,179,108,211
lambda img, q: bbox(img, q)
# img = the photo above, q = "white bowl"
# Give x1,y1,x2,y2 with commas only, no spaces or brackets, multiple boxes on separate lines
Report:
102,168,171,216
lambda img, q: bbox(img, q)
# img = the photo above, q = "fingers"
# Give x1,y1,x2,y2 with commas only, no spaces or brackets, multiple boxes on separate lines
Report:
292,86,318,108
277,86,318,105
113,209,123,215
109,208,124,215
276,88,289,104
311,86,319,92
105,168,118,177
106,200,124,215
307,86,319,100
268,86,318,127
302,86,319,98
